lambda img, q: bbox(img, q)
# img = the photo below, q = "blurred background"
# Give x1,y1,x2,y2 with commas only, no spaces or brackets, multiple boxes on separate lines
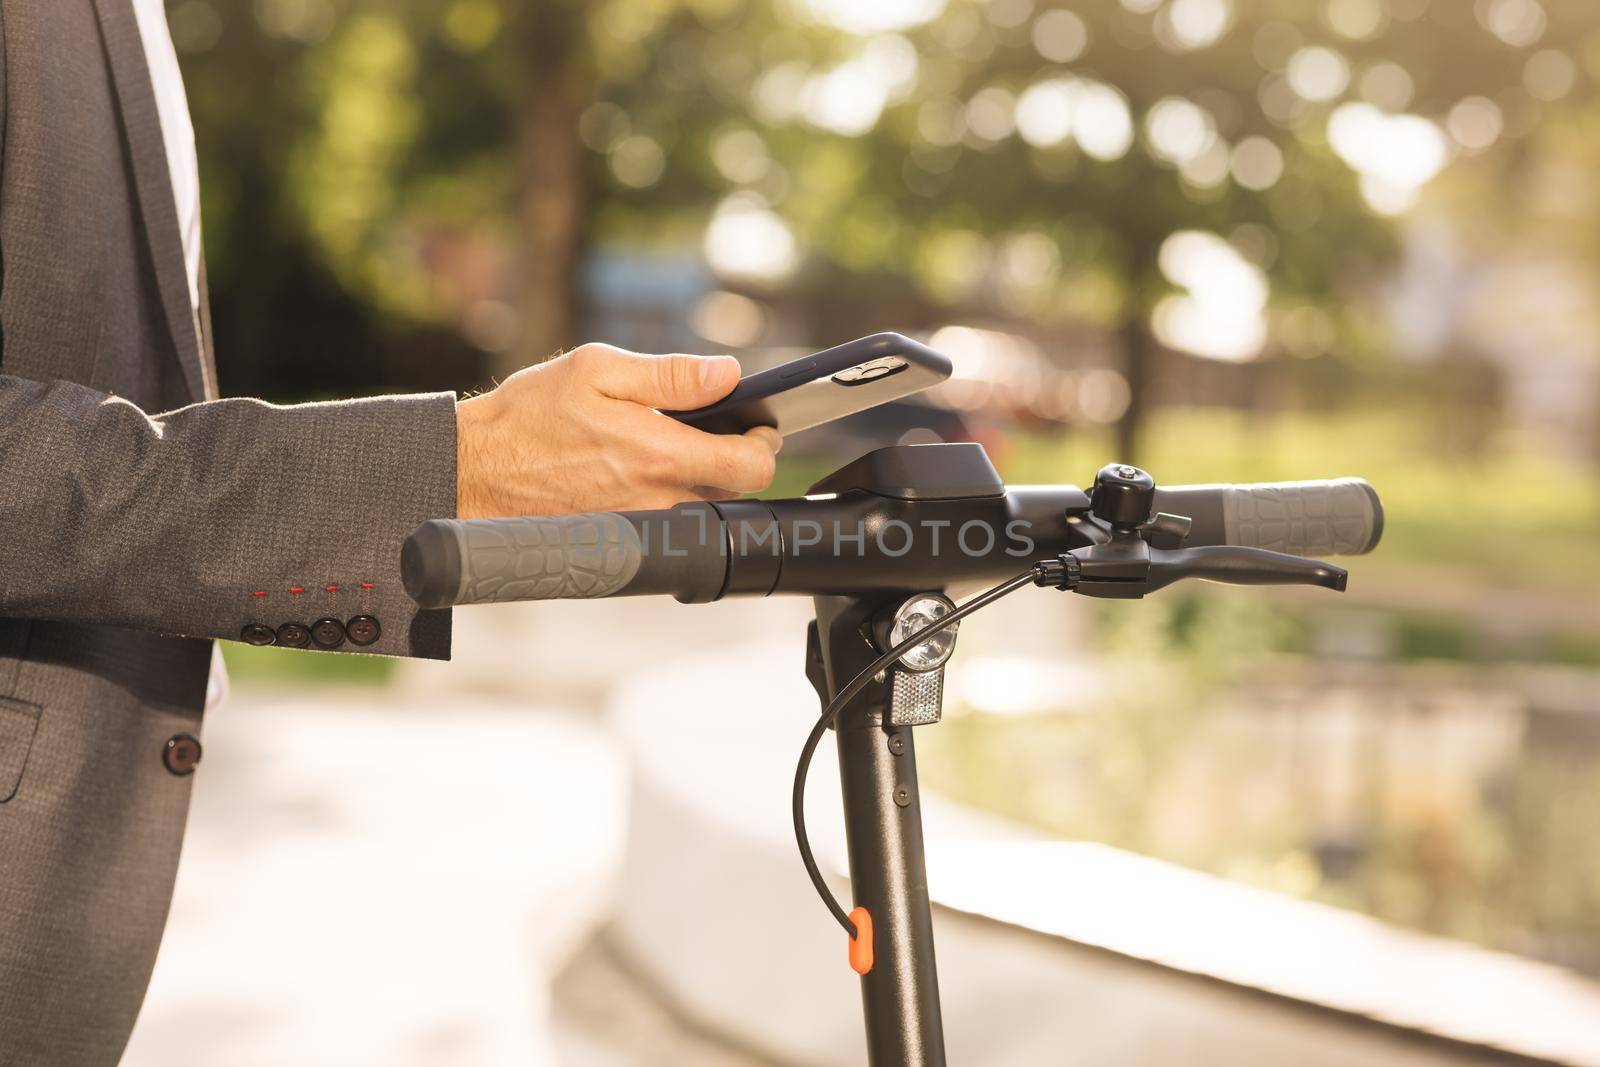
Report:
124,0,1600,1064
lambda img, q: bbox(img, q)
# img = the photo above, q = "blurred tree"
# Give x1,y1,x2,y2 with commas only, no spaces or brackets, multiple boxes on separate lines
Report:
579,0,1600,457
177,0,1600,456
1431,90,1600,469
511,0,588,366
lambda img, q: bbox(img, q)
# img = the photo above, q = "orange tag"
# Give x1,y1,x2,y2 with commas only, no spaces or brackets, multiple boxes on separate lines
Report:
848,907,874,975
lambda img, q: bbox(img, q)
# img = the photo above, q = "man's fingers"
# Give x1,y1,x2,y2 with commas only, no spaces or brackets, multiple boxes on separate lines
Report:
745,425,782,455
578,345,741,409
668,424,778,494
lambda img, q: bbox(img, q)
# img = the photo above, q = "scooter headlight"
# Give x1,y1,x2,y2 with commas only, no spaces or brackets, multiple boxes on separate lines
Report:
889,594,958,672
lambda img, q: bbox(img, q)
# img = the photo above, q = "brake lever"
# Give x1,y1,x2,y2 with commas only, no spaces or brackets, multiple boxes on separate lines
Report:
1035,538,1347,598
1147,544,1346,593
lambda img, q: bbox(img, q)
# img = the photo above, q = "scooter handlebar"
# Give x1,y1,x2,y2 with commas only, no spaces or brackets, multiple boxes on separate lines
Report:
401,477,1383,609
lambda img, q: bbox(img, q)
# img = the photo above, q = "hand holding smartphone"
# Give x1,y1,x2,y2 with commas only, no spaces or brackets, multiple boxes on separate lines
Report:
665,333,952,437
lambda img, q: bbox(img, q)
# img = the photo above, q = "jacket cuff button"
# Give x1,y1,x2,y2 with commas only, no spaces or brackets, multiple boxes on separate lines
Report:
275,622,312,648
241,624,275,646
346,615,381,646
311,617,347,649
164,733,202,776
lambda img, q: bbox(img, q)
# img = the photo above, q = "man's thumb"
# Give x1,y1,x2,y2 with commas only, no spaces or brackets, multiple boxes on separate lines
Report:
648,353,740,409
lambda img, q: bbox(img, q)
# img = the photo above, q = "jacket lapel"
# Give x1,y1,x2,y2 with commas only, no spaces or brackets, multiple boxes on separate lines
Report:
90,0,210,403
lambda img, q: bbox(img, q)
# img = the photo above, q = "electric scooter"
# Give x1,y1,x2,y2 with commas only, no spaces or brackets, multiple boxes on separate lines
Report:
402,439,1381,1066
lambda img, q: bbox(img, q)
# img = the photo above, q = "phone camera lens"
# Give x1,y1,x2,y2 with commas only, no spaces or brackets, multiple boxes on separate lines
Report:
832,356,908,385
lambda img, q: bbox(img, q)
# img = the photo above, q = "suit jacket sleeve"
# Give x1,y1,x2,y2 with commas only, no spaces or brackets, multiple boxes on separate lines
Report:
0,374,457,659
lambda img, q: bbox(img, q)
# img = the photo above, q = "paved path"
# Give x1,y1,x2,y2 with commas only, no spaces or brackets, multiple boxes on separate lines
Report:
123,691,628,1067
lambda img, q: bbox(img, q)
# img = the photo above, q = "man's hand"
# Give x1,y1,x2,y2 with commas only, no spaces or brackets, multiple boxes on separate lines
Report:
455,344,781,519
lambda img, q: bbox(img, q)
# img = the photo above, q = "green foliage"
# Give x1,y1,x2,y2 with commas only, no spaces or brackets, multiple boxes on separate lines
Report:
289,16,423,310
922,593,1600,973
921,588,1291,858
180,0,1600,362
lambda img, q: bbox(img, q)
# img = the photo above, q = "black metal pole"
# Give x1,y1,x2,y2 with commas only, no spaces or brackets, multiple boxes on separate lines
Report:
814,596,948,1067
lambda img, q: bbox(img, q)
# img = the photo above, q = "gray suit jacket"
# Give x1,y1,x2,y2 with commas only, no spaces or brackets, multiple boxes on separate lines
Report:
0,3,458,1062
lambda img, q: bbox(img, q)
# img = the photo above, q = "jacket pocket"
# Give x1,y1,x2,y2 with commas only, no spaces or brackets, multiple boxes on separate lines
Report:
0,697,42,803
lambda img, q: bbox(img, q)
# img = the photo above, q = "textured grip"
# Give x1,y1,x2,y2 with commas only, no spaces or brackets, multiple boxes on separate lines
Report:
1154,477,1382,557
403,513,643,608
1221,478,1380,556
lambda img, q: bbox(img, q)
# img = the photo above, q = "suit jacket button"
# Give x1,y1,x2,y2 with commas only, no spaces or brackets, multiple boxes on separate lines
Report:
346,615,381,646
241,624,276,646
164,733,202,776
311,617,346,649
276,622,312,648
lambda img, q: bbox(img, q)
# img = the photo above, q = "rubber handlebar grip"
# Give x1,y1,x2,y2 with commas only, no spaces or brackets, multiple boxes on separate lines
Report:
1153,478,1383,557
402,513,643,609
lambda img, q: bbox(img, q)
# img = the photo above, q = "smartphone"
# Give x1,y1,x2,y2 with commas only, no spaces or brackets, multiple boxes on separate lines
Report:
666,333,952,437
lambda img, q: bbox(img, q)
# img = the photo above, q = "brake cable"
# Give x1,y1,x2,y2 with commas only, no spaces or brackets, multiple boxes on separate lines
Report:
792,566,1045,939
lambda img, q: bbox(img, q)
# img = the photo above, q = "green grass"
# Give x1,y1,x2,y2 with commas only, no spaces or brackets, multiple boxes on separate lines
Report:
222,641,399,687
